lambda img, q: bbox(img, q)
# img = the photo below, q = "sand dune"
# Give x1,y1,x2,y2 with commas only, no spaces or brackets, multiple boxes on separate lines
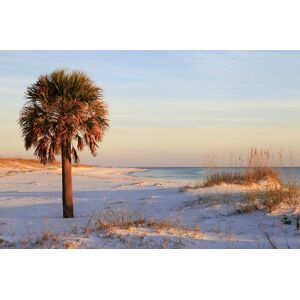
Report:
0,157,99,170
0,157,60,169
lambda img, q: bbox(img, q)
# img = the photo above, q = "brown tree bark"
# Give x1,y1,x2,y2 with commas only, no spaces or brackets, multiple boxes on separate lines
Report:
61,141,74,218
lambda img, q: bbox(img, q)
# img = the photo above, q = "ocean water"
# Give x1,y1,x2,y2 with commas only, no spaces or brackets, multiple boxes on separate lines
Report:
130,167,300,183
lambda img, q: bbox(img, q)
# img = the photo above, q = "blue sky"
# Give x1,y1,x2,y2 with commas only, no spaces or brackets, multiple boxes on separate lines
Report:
0,51,299,166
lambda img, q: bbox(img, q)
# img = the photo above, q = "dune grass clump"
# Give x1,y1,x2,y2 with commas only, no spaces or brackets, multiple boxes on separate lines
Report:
180,167,281,191
179,149,283,192
236,182,300,214
90,208,207,248
179,184,202,192
179,185,191,193
260,183,299,213
95,208,146,231
16,228,86,249
94,208,181,232
203,167,281,187
204,171,245,187
203,149,282,187
235,191,260,214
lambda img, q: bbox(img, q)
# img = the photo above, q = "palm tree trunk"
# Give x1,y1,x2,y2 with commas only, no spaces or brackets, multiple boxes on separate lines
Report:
61,141,74,218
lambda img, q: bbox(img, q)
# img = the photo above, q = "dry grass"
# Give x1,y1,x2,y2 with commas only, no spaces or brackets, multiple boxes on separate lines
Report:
203,167,281,187
235,191,259,214
93,208,179,233
179,149,283,192
82,208,205,248
95,208,146,231
16,228,87,249
63,239,87,249
260,183,299,213
236,183,300,214
181,194,230,209
35,230,60,246
19,229,60,248
179,184,202,192
3,209,203,249
203,148,283,187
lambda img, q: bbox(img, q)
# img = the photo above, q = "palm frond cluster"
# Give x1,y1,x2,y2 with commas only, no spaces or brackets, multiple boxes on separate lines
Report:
19,69,109,164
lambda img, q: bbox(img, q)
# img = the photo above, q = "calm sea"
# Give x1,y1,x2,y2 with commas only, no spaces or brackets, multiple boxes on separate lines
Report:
130,167,300,183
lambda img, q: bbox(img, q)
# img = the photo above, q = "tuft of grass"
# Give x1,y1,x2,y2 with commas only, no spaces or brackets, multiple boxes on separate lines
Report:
36,230,60,245
236,183,300,214
19,229,60,248
179,184,202,192
203,148,283,187
236,191,260,214
180,149,285,191
181,194,230,210
179,185,190,193
203,167,281,187
95,208,146,231
94,208,180,232
63,239,86,249
260,183,299,213
17,228,87,249
89,208,205,247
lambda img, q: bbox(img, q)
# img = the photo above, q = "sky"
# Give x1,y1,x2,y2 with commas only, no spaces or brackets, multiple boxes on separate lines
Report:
0,51,299,166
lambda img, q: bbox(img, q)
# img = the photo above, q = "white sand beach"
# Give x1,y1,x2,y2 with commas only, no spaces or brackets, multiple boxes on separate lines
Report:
1,159,299,249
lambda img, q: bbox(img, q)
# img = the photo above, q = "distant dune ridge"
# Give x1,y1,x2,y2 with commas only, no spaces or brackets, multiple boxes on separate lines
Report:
0,157,59,169
0,157,94,170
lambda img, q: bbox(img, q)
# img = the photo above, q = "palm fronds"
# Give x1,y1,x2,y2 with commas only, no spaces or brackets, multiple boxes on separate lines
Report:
19,69,109,164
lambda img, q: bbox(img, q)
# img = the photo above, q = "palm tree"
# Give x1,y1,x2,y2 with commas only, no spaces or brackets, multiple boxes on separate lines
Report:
19,69,109,218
